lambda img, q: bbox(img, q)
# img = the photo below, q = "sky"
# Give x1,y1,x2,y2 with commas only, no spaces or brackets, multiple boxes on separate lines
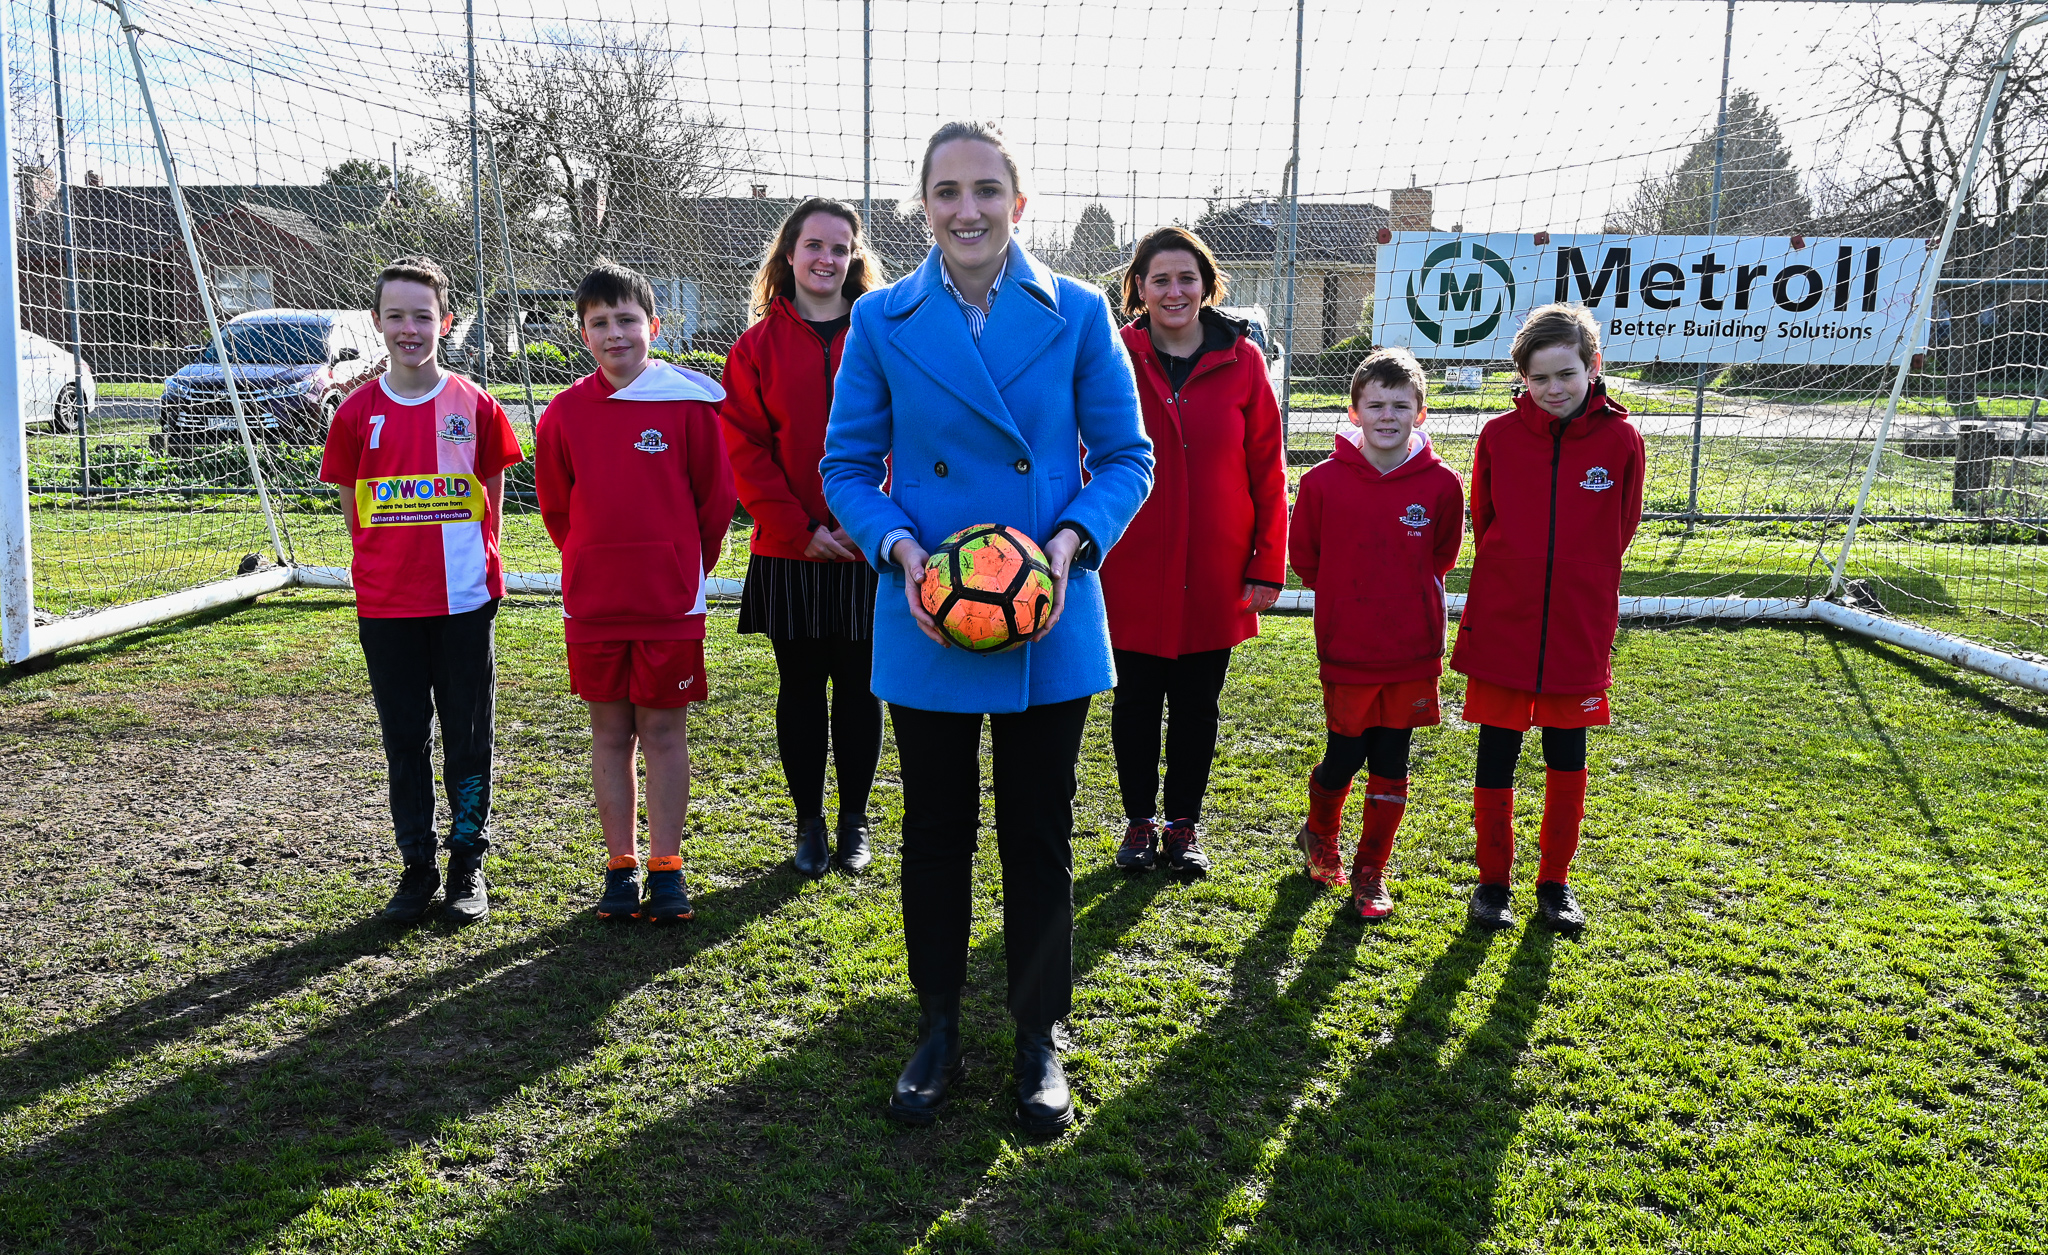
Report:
3,0,1984,243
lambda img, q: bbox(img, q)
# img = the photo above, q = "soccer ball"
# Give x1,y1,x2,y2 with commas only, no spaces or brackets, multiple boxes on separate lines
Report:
919,524,1056,653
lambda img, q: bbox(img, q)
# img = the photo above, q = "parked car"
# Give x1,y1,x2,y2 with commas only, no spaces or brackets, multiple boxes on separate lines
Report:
1214,304,1290,400
159,309,385,445
17,327,97,433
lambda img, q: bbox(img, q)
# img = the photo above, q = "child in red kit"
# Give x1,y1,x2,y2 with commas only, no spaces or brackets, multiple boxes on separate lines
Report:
1289,348,1464,921
534,261,738,923
1452,303,1645,934
318,256,524,926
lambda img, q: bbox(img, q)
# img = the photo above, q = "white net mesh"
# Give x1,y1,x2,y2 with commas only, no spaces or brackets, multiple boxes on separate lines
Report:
4,0,2043,658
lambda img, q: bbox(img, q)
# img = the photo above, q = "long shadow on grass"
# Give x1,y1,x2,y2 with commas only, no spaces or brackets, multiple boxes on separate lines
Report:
1830,632,2048,731
0,920,401,1120
1246,923,1556,1253
0,869,807,1252
894,875,1356,1250
445,861,1174,1253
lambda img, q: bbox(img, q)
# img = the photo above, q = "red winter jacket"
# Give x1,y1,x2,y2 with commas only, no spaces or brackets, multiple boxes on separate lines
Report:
1100,315,1288,657
1289,430,1466,685
1449,382,1646,693
719,298,851,561
535,365,738,643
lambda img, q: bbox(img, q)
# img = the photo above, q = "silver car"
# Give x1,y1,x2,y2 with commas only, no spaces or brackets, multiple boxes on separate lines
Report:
17,327,97,433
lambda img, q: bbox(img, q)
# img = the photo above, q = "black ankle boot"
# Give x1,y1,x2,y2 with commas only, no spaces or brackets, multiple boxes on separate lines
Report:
1013,1024,1075,1134
834,819,872,873
889,990,965,1125
793,815,831,878
442,846,489,925
381,858,440,924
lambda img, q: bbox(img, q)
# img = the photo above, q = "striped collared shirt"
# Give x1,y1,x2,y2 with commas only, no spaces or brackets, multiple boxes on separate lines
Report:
941,257,1007,342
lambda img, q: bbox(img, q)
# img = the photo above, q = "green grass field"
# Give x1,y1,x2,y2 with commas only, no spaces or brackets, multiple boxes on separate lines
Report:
0,599,2044,1253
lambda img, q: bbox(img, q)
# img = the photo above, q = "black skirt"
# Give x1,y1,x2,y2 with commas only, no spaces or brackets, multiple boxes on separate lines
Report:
737,553,879,640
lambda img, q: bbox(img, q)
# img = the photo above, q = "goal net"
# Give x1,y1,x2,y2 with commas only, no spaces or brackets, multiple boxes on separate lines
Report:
3,0,2043,677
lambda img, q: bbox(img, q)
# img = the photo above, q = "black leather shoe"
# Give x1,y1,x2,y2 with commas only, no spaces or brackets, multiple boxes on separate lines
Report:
1467,882,1514,931
442,847,489,925
834,820,872,873
793,815,831,878
380,860,440,924
889,990,965,1125
1013,1024,1076,1134
1535,880,1586,933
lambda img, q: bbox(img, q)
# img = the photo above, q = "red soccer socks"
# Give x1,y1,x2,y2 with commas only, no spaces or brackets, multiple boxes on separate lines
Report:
1472,786,1516,884
1352,774,1408,879
1297,770,1351,887
1536,767,1588,885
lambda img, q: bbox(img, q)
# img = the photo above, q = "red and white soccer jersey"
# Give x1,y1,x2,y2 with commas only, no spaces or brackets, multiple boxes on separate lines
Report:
318,373,525,618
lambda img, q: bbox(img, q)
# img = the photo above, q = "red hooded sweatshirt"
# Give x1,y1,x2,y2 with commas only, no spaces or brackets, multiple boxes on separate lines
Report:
535,363,738,644
1289,429,1465,685
1104,314,1289,657
719,297,849,561
1449,381,1645,693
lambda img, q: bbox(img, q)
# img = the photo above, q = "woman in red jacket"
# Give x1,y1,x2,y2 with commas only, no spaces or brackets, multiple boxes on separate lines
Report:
1100,226,1288,875
721,198,886,877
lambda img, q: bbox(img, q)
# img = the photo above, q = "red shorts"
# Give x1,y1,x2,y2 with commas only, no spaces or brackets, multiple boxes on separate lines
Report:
1323,677,1442,736
1460,676,1610,731
567,639,708,708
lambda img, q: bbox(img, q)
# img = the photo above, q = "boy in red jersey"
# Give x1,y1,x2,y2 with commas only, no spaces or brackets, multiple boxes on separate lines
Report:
318,256,525,925
1451,303,1645,934
534,261,737,923
1289,348,1464,921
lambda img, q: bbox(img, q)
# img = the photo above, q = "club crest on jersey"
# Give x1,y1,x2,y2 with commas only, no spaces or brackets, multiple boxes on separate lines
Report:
438,414,473,443
633,429,669,453
1580,466,1614,492
1400,504,1432,530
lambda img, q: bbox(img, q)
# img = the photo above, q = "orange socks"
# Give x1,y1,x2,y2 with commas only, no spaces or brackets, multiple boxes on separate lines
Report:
1352,774,1408,878
607,854,639,871
1473,787,1516,884
647,854,683,873
1536,768,1588,884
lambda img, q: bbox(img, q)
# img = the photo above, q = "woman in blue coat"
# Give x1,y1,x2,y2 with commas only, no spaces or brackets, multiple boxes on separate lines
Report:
822,121,1154,1133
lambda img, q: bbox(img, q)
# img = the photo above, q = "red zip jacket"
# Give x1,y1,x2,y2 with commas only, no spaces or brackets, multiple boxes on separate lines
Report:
1290,430,1465,685
535,364,738,643
1449,382,1646,693
719,297,850,560
1101,315,1288,657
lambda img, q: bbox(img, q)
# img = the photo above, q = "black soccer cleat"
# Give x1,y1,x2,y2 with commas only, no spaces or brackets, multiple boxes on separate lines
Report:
1535,880,1586,933
641,864,695,923
380,860,441,924
1161,820,1211,877
1467,882,1515,931
1115,820,1159,873
442,847,489,925
596,862,642,921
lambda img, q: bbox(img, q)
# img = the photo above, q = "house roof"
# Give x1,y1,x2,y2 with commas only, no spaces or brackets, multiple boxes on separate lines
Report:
1179,200,1390,268
614,195,934,283
20,183,389,259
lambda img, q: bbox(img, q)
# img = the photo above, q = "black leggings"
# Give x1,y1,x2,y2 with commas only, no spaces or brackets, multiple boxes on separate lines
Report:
1314,727,1412,790
1474,724,1586,790
1109,647,1233,823
769,636,883,826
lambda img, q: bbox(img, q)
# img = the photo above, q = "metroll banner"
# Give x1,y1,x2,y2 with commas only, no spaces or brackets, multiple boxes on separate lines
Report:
1371,232,1934,365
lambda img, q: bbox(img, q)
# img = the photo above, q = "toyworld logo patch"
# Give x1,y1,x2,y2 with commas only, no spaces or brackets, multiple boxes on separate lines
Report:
633,429,669,453
1400,504,1432,529
1580,467,1615,492
1405,239,1516,348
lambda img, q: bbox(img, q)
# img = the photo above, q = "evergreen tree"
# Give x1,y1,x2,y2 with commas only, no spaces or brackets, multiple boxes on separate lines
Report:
1608,90,1811,235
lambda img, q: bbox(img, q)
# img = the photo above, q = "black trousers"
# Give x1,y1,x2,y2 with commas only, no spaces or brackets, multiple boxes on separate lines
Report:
890,696,1091,1028
357,600,498,863
1109,647,1233,824
769,635,883,825
1475,724,1587,789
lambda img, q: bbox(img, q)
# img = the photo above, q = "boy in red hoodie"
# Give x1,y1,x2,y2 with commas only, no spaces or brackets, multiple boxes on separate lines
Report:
1289,348,1464,921
534,261,738,923
1451,303,1645,934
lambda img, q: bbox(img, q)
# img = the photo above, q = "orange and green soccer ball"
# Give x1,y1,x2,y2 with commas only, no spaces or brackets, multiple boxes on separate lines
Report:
919,524,1056,653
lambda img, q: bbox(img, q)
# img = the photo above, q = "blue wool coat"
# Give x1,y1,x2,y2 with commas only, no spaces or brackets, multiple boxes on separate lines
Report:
821,243,1155,714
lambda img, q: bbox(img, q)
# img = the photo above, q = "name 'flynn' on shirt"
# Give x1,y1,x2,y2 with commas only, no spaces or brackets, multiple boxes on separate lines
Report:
1371,232,1936,366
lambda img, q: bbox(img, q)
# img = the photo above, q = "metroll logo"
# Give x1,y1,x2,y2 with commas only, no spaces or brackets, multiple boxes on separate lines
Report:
1405,239,1517,348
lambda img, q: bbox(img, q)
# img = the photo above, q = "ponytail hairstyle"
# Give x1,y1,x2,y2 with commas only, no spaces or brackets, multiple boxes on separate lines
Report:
750,197,886,320
917,120,1024,201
